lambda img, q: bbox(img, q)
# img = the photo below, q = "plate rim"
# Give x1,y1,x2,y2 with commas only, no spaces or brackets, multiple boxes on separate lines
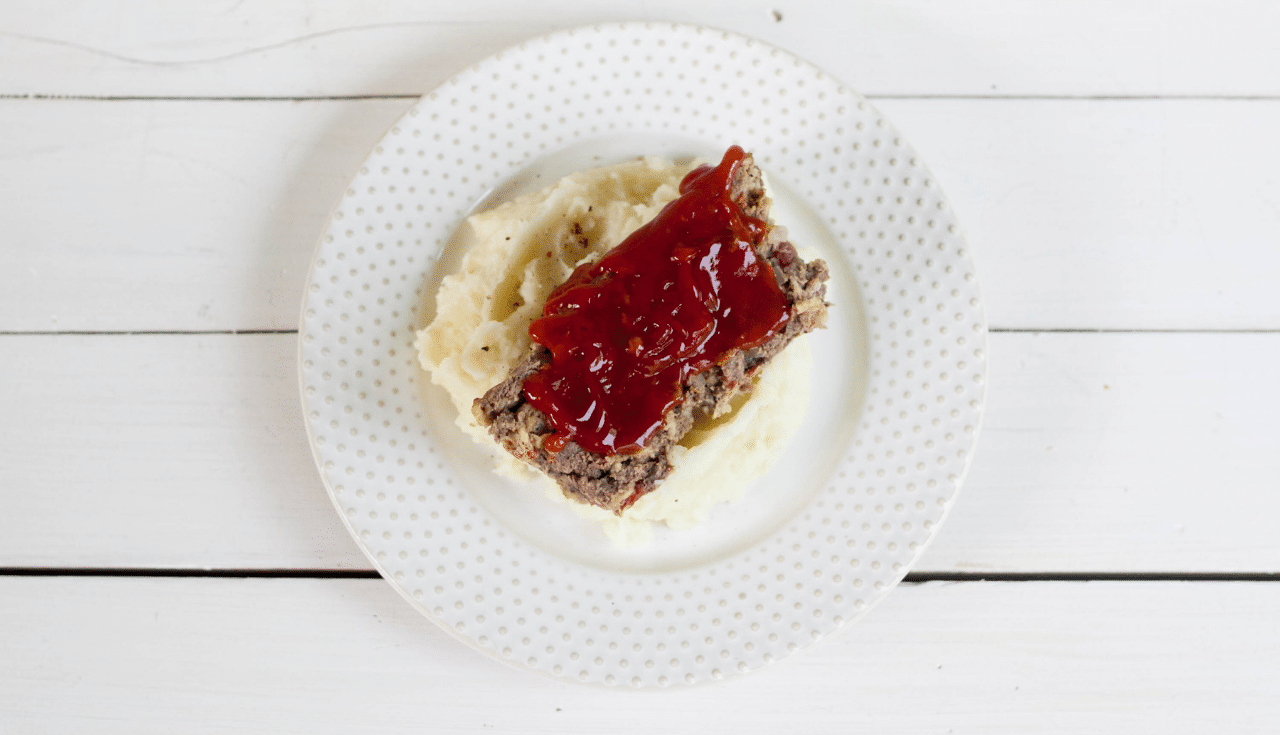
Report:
297,19,989,688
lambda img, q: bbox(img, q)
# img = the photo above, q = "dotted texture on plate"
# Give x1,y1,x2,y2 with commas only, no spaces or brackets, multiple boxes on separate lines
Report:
299,22,987,688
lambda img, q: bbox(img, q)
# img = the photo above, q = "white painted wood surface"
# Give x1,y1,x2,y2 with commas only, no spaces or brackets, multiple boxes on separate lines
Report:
3,332,1278,572
3,99,1279,331
0,98,412,333
2,578,1276,733
2,0,1277,730
2,1,1278,98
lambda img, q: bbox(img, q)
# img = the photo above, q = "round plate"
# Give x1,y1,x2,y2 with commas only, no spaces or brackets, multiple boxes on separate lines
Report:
299,22,987,688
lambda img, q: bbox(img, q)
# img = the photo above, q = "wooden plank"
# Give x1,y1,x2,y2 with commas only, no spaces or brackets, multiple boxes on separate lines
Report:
1,98,1278,332
0,333,367,570
0,98,414,332
0,577,1275,732
2,332,1277,572
0,1,1277,98
924,331,1280,573
873,97,1280,330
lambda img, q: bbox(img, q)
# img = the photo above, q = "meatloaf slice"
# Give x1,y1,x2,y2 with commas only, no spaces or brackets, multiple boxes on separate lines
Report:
473,153,829,515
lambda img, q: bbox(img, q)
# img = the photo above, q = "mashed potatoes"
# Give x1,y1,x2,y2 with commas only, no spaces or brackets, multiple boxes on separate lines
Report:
415,156,811,542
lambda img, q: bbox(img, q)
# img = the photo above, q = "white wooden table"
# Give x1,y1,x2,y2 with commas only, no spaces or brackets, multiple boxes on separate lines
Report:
3,2,1278,731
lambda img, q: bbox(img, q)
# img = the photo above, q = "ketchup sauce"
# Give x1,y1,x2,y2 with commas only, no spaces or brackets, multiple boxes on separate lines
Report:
522,146,790,455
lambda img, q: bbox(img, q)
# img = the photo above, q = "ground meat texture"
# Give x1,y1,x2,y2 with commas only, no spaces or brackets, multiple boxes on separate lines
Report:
473,154,830,515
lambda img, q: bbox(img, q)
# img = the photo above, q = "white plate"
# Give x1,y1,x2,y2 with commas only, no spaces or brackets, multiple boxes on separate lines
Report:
299,22,987,688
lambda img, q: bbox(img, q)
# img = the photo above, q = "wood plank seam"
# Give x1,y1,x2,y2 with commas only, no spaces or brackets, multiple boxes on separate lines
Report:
1,568,1276,582
6,94,1280,101
0,93,421,102
0,329,299,336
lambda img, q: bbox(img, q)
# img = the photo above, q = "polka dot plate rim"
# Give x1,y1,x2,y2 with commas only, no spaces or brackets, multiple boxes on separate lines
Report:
298,21,988,688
